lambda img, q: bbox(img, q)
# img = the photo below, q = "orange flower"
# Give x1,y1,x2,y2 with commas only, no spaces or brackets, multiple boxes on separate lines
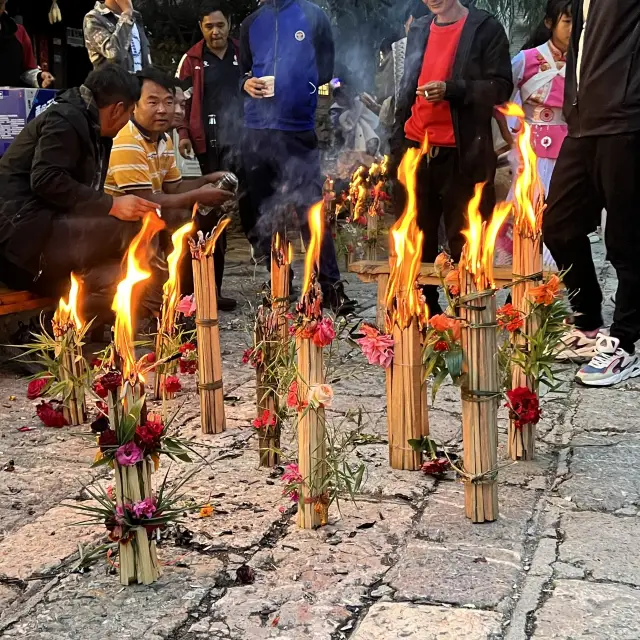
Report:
444,269,460,296
528,274,561,306
429,314,462,341
199,504,214,518
434,252,452,274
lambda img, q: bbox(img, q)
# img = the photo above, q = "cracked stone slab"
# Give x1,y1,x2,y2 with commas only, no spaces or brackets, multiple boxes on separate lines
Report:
352,602,502,639
386,484,536,608
558,442,640,512
1,549,224,639
559,511,640,586
532,580,640,639
208,500,414,639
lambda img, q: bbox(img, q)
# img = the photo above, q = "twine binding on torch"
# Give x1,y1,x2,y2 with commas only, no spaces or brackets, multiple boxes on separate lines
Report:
198,380,223,391
461,389,502,403
196,319,219,327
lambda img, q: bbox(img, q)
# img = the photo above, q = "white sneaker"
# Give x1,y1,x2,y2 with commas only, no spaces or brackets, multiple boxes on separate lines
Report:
576,335,640,387
556,327,600,362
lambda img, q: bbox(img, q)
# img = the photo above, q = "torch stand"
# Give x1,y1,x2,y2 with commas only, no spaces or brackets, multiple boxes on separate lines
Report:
296,330,327,529
508,231,542,460
53,329,85,426
367,212,379,261
152,329,177,402
192,249,225,434
460,271,499,523
386,313,429,470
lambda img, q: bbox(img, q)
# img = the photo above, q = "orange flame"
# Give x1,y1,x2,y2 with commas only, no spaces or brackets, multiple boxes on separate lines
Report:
498,102,543,235
461,184,512,289
385,139,427,331
112,212,165,380
287,241,294,265
302,201,324,297
162,221,194,335
53,273,83,333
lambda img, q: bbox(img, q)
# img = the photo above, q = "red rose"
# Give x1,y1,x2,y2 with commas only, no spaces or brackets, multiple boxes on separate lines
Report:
145,352,157,364
98,372,122,392
421,457,451,477
179,359,197,375
287,381,299,409
434,340,450,353
163,376,182,394
98,429,118,452
27,377,51,400
505,387,541,430
135,415,164,451
90,358,104,370
36,401,68,428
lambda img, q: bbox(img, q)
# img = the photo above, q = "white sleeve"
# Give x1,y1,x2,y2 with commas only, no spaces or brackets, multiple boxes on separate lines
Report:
510,51,526,105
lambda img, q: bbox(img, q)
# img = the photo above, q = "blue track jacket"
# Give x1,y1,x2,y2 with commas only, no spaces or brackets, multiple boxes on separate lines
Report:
239,0,334,131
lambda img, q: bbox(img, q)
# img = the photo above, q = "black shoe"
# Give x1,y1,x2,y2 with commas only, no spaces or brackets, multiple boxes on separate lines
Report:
322,282,358,316
218,296,238,312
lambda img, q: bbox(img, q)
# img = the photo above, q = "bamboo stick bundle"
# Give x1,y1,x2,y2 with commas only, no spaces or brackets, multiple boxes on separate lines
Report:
367,210,379,261
500,104,545,461
52,273,85,425
190,219,230,435
458,188,510,523
296,282,328,529
271,233,292,343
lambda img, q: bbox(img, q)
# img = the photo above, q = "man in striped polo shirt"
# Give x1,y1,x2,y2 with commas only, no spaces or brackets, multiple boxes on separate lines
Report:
105,66,236,309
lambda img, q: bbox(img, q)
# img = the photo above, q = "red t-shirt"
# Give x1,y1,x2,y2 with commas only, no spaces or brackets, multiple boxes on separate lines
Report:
405,16,467,147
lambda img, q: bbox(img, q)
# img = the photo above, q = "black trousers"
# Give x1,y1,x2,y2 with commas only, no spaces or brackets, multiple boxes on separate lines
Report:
0,214,143,323
241,128,341,286
544,134,640,353
411,146,495,312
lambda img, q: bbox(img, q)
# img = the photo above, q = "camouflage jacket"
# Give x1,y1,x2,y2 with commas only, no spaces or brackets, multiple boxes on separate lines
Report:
83,2,151,72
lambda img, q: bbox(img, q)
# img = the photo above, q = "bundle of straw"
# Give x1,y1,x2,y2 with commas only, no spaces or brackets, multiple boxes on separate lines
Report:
190,218,230,435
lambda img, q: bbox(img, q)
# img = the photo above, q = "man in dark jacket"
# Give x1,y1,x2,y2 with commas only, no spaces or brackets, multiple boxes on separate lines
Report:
391,0,512,314
240,0,355,313
544,0,640,387
0,64,155,310
177,3,253,310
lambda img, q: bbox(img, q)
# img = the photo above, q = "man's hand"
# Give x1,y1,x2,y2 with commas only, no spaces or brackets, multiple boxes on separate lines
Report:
115,0,134,15
178,138,193,159
195,186,234,208
417,81,447,103
40,71,55,89
203,171,229,184
109,194,159,222
244,77,267,99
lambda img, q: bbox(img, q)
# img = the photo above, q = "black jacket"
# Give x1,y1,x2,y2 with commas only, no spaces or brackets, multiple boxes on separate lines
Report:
391,7,512,183
0,87,113,275
564,0,640,137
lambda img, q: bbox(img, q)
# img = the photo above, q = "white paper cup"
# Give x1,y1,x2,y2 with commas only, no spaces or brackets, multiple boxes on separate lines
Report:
260,75,275,98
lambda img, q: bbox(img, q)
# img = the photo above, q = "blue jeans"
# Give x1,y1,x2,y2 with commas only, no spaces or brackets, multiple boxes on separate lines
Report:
241,128,341,285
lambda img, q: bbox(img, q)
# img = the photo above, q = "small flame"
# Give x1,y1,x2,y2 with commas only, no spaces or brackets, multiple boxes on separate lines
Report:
302,201,324,297
499,102,543,235
162,221,194,335
385,139,426,331
287,241,294,265
53,273,83,332
460,184,512,289
112,212,165,380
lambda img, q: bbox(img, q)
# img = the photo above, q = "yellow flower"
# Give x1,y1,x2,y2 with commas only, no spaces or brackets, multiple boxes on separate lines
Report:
93,450,104,464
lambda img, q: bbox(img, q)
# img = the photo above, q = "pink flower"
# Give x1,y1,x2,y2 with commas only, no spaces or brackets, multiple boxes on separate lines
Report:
106,485,115,501
115,442,144,466
281,463,303,485
313,317,336,348
177,294,196,317
132,497,157,519
287,381,299,409
356,324,394,369
252,409,277,430
27,377,51,400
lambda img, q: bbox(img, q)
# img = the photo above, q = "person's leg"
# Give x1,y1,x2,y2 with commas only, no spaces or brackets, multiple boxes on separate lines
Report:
596,133,640,353
543,137,603,331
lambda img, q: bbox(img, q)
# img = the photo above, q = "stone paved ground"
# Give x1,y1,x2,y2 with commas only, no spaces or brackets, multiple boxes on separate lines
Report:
1,237,638,640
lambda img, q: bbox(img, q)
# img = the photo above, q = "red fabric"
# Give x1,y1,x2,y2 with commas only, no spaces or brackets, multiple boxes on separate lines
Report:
404,17,467,147
178,39,239,156
15,24,37,73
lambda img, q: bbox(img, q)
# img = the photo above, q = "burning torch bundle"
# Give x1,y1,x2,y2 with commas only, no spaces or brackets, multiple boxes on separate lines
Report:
458,186,512,523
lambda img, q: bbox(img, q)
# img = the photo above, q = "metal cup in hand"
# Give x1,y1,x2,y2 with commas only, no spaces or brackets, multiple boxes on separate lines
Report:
198,172,239,217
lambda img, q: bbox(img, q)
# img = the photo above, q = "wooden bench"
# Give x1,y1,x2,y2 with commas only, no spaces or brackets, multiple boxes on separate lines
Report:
0,287,54,317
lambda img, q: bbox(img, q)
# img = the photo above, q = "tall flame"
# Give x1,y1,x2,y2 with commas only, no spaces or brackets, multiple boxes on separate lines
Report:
112,212,165,380
385,136,428,332
302,201,324,297
461,184,512,290
162,221,194,335
499,103,544,235
53,273,83,333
